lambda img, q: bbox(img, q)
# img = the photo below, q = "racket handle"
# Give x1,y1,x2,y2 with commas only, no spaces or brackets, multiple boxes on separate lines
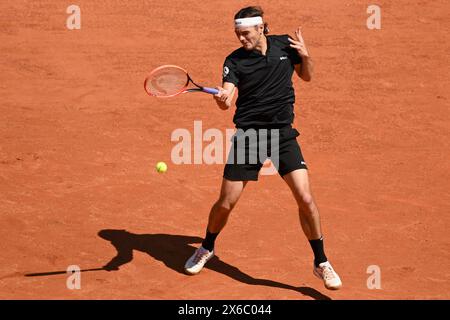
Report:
202,87,219,95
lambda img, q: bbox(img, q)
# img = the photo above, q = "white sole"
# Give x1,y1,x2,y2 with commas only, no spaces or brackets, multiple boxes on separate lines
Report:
184,268,200,275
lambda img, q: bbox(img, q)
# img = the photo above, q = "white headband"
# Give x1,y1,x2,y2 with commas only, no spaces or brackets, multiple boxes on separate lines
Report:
234,16,263,28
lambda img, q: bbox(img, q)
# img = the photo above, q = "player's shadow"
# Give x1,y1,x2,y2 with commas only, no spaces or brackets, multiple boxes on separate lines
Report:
98,229,331,300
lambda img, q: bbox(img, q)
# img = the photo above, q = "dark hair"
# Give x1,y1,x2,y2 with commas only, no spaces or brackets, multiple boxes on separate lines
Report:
234,6,269,35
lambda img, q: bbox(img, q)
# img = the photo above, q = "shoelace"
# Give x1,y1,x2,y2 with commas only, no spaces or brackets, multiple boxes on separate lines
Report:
193,250,209,264
322,266,337,281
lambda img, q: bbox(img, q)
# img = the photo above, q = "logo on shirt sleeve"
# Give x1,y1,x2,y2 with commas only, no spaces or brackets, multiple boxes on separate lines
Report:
223,66,230,78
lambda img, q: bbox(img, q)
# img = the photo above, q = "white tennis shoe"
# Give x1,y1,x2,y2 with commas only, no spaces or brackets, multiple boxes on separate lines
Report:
184,246,214,275
313,261,342,290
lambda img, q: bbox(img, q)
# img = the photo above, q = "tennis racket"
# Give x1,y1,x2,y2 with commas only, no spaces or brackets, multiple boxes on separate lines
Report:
144,65,219,98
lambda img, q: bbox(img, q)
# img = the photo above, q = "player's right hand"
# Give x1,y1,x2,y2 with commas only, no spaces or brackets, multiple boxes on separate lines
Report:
214,86,230,102
213,86,231,109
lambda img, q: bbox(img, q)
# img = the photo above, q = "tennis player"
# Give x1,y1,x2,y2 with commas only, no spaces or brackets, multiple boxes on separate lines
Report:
184,6,342,290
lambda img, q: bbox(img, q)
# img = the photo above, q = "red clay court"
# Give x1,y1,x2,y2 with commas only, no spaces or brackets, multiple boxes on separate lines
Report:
0,0,449,299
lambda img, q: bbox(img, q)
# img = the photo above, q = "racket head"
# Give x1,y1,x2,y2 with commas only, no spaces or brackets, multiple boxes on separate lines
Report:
144,65,190,98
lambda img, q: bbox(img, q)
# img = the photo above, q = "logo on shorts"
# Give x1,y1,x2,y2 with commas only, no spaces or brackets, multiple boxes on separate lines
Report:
280,56,288,60
223,66,230,78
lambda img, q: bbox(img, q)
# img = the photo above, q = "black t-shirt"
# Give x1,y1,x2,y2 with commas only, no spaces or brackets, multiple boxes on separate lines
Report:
222,34,302,128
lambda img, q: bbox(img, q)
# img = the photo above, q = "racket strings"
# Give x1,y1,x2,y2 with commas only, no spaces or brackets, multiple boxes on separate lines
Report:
145,67,189,97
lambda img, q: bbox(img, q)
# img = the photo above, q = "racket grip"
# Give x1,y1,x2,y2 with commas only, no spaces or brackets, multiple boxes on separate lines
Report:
202,87,219,95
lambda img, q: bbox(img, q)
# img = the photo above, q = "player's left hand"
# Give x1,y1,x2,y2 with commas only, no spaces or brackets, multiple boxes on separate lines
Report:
288,27,310,58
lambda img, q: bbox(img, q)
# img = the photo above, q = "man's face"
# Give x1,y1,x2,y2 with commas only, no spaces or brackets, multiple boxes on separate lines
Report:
235,25,263,50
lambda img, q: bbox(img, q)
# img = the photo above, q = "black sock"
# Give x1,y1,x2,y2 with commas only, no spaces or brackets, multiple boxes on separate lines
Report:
309,236,328,267
202,230,219,251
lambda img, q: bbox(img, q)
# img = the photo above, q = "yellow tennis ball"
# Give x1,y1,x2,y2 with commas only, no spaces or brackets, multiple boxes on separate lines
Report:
156,161,167,173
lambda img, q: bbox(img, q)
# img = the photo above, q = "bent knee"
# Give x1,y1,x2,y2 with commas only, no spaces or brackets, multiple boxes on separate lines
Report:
216,197,239,211
296,191,314,208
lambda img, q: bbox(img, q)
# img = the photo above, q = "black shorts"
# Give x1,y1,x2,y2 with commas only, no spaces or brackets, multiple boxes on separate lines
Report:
223,125,308,181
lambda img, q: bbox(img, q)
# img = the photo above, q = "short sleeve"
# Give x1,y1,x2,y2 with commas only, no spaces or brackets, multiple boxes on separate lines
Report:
283,34,302,65
288,47,303,65
222,57,239,85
